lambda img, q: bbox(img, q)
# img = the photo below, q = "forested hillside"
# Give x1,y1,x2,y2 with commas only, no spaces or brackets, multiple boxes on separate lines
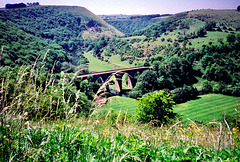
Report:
105,14,170,34
0,6,123,72
106,19,161,34
93,10,240,98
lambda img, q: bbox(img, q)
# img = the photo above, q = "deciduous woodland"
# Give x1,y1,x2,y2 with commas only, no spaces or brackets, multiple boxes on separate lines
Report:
0,4,240,161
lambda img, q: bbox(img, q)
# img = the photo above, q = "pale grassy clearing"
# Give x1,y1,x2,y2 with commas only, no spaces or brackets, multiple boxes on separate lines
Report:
84,52,121,72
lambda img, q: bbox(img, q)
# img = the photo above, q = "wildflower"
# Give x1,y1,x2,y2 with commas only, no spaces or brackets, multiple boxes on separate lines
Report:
103,128,109,136
232,127,239,133
196,129,201,134
67,124,72,127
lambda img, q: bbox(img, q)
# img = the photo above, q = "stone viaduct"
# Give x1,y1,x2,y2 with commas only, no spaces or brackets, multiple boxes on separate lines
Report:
77,66,150,93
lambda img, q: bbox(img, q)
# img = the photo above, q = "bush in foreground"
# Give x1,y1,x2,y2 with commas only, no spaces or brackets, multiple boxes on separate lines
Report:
137,90,176,125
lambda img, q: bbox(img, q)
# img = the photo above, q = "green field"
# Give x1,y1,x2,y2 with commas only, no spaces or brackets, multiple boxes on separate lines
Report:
174,94,240,122
84,52,135,72
95,94,240,123
84,52,120,72
94,96,138,115
187,31,231,49
108,55,136,68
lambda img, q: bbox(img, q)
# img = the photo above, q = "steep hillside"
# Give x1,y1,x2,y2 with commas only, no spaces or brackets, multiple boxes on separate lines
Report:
188,9,240,29
0,5,122,40
0,5,123,72
0,22,65,70
103,14,170,34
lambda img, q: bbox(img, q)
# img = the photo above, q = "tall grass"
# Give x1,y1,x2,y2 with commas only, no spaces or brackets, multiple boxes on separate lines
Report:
0,50,91,120
0,113,239,161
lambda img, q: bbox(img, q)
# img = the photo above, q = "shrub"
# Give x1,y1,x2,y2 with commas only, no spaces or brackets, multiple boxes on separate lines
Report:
128,82,147,99
226,33,236,44
137,90,176,125
171,85,199,103
202,80,213,93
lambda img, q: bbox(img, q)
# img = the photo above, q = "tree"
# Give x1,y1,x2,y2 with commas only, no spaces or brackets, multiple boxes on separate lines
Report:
226,33,236,44
237,5,240,12
137,70,159,92
197,28,207,37
158,57,197,87
128,82,147,99
171,85,198,104
205,21,216,31
202,80,213,93
152,61,161,72
137,90,176,125
236,33,240,42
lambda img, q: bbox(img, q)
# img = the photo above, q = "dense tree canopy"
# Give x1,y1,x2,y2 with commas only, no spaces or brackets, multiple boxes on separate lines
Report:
0,6,120,72
107,19,162,34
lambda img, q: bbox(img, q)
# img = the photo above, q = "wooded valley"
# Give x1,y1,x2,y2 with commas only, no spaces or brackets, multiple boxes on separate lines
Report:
0,5,240,161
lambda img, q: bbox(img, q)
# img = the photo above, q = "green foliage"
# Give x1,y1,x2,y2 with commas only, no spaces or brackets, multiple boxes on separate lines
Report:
107,18,162,34
0,6,121,72
78,79,100,100
202,80,213,93
0,22,65,71
137,90,176,125
197,27,207,37
214,83,240,97
219,114,240,128
204,21,216,31
131,13,187,38
171,85,199,103
0,6,105,49
158,57,198,88
226,33,236,44
199,42,240,85
137,70,159,92
128,57,198,99
128,82,147,99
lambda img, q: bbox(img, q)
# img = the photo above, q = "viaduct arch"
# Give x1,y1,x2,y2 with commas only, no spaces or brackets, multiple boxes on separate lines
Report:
77,66,150,93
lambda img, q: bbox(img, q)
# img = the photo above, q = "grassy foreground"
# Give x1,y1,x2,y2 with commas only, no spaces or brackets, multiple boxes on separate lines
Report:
1,115,239,161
